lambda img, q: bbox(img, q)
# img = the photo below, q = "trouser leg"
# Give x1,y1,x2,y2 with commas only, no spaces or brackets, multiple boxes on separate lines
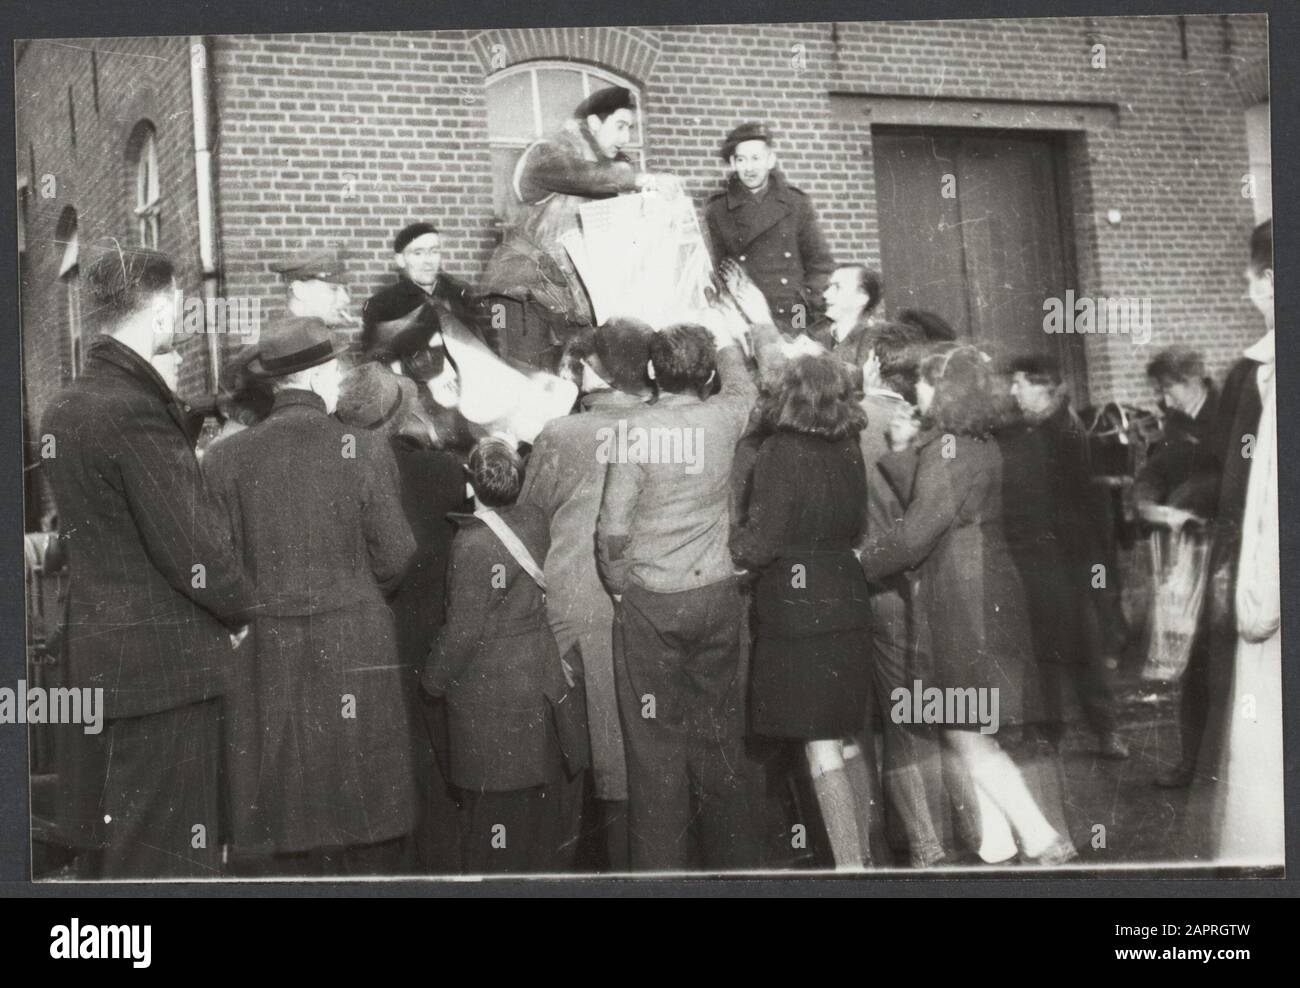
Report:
614,592,692,871
84,699,223,880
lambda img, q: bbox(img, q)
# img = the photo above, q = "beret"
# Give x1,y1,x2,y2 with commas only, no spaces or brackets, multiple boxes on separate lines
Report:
719,122,774,161
393,222,439,255
575,85,634,121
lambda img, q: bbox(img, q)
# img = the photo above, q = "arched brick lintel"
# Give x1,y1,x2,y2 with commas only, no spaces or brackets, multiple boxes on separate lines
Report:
467,26,660,86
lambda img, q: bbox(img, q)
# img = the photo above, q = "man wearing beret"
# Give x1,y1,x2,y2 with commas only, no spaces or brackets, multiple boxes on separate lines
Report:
364,222,498,356
203,315,419,875
705,123,836,335
480,85,663,369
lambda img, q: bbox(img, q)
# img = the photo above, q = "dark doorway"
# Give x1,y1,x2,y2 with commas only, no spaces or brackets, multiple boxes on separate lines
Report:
872,126,1087,402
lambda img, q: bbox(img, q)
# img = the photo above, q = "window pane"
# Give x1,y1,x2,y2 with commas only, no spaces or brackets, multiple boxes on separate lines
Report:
146,136,159,204
536,68,585,135
485,71,536,141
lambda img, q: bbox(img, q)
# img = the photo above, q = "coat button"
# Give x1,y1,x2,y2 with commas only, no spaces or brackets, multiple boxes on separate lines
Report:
784,252,792,259
780,277,789,285
739,255,746,262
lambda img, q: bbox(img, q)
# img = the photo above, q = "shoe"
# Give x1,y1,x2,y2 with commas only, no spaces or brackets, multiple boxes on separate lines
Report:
1098,733,1130,760
1153,764,1194,789
1021,836,1079,867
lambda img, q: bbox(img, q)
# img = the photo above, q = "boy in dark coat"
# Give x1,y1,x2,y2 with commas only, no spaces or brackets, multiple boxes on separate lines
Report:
423,438,576,874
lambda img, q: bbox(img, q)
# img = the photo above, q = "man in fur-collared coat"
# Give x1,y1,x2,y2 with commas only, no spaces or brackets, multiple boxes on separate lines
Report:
480,85,662,368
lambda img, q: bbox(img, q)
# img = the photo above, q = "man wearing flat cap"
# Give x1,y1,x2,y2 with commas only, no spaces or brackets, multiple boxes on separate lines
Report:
203,315,419,875
705,122,836,335
271,247,355,328
481,85,666,369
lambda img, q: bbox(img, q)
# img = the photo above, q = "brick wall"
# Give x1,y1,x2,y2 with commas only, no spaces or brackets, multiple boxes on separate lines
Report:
16,36,209,417
18,14,1270,436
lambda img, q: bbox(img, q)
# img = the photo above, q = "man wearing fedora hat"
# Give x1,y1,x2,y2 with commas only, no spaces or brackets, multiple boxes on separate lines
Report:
480,85,667,369
705,122,836,335
204,315,419,875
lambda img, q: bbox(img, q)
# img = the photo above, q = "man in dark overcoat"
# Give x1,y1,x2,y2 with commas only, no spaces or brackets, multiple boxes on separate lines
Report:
203,316,418,876
705,123,836,335
39,243,252,879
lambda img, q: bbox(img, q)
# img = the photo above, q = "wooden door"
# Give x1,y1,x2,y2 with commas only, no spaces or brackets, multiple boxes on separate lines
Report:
872,127,1086,402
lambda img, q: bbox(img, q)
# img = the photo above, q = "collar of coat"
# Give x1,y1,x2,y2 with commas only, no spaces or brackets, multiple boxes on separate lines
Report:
270,388,328,415
725,168,794,211
580,389,650,412
448,502,527,529
85,334,177,402
83,335,201,447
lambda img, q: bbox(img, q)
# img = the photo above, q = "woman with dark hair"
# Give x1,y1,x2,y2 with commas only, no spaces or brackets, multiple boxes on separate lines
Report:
858,344,1077,865
731,353,876,868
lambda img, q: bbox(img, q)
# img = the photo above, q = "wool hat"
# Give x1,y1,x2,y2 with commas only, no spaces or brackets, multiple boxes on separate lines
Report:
575,85,635,121
336,362,417,432
393,222,439,255
719,122,774,161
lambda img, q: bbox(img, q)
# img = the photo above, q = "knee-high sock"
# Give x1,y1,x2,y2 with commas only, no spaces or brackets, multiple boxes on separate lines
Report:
956,736,1060,858
942,747,1016,863
807,745,865,870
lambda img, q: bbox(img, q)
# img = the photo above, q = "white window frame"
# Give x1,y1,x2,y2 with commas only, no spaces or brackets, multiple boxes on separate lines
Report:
134,127,160,248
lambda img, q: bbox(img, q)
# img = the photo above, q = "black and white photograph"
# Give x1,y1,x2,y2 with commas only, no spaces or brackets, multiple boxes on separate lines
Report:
9,4,1285,884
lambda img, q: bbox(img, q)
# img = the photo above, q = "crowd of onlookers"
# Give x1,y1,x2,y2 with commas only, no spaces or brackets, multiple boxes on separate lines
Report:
36,214,1278,877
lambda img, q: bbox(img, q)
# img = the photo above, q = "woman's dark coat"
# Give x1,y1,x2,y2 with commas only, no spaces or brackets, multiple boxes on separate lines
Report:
861,430,1041,728
731,430,872,739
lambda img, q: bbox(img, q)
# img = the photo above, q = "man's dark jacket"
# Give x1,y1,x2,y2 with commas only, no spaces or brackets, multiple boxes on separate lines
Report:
365,272,499,354
1133,383,1221,517
39,335,251,719
705,169,835,330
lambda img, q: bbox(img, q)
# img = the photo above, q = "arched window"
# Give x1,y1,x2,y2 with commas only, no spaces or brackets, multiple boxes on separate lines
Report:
55,207,82,378
484,62,644,219
129,122,160,248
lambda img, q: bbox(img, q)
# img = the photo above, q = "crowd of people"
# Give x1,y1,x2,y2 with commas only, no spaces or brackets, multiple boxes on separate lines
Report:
36,83,1280,879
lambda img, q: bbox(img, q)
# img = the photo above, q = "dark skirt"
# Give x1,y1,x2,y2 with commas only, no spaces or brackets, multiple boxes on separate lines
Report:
750,629,872,740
